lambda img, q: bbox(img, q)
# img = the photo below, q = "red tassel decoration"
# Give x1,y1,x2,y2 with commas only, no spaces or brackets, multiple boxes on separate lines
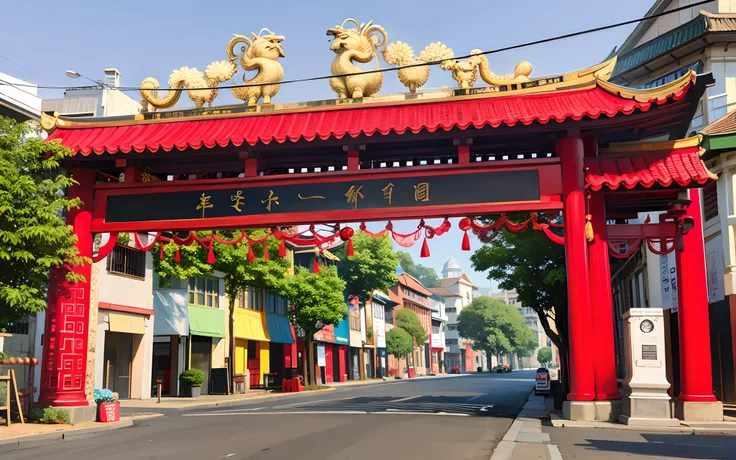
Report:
159,243,165,260
347,238,354,257
207,246,216,264
247,244,255,262
279,239,286,257
461,231,471,251
263,242,270,260
174,249,181,263
313,258,321,273
420,238,430,258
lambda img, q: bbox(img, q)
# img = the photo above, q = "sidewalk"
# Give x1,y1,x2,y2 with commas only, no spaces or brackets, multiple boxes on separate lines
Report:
490,393,562,460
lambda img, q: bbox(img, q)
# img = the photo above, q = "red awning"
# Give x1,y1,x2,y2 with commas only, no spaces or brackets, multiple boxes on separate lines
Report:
585,148,717,191
46,81,693,156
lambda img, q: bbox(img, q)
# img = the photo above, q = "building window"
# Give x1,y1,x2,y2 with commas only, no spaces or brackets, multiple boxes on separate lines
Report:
373,304,384,320
158,275,172,289
703,182,718,221
107,245,145,278
385,308,394,325
248,286,266,311
5,318,29,335
447,323,457,331
432,324,440,334
237,289,248,309
446,307,456,313
446,339,458,345
349,313,361,331
189,276,219,308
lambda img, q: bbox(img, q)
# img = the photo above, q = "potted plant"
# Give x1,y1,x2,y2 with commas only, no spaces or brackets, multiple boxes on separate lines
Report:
94,389,120,423
179,369,205,397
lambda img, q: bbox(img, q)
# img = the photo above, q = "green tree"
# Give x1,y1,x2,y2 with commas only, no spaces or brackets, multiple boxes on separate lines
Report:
338,232,398,303
386,327,413,375
155,229,289,390
0,118,89,329
278,266,347,386
470,219,569,389
396,251,440,288
396,308,428,344
537,346,552,366
457,296,536,364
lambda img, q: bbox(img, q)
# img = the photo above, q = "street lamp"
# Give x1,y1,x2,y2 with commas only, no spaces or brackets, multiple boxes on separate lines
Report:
65,70,104,88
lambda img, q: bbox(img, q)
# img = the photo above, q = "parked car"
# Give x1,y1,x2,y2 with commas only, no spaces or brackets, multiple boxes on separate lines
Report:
535,367,551,396
494,364,512,373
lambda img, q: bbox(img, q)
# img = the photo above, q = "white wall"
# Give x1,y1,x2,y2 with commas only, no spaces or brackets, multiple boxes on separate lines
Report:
635,0,716,48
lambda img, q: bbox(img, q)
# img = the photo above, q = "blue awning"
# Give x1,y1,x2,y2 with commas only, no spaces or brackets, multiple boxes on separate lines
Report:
266,313,294,344
153,289,189,336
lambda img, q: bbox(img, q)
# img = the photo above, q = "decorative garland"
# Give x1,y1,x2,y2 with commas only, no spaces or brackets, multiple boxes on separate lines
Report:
463,212,565,249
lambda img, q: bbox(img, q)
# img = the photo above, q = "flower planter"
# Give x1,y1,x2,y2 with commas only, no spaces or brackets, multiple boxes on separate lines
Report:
98,401,120,423
190,386,202,398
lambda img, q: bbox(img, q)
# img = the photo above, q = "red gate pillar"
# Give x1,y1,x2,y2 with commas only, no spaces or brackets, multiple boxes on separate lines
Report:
39,169,95,419
584,138,621,403
558,136,596,418
675,188,723,421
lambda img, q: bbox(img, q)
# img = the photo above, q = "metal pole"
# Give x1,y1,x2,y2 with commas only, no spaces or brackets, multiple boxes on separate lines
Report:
156,379,162,404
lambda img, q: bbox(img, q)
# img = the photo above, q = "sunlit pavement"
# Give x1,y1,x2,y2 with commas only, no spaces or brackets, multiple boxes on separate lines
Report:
7,371,535,460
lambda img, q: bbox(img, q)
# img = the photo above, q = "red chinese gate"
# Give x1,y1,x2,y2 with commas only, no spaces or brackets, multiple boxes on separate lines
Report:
40,57,721,420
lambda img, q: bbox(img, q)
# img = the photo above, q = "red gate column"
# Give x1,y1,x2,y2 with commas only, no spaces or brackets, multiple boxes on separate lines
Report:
39,169,95,417
675,188,723,421
584,138,621,403
558,136,596,416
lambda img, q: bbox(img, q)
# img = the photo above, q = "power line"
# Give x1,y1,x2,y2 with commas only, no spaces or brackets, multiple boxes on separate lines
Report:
0,0,716,94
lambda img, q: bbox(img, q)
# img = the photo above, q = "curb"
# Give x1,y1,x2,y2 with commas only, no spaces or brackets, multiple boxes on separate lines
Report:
0,419,133,454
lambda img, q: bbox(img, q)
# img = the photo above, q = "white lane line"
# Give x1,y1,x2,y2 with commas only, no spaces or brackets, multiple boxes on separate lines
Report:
183,410,367,416
466,394,485,402
271,396,356,409
373,411,470,417
548,444,564,460
214,407,266,412
391,395,424,403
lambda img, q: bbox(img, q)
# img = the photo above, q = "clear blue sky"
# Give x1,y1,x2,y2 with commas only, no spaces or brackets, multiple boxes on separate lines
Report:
1,0,653,286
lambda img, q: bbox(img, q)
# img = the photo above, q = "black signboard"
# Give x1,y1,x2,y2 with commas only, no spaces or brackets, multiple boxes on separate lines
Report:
105,169,540,223
641,344,657,361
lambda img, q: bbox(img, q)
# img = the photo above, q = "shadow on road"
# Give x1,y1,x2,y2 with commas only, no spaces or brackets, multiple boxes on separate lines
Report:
575,433,736,459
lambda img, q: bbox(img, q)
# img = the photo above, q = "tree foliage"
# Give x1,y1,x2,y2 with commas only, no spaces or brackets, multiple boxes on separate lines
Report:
279,266,347,385
396,308,427,345
457,296,536,360
386,327,413,364
470,220,569,387
537,346,552,366
396,251,440,288
338,232,398,303
0,118,88,329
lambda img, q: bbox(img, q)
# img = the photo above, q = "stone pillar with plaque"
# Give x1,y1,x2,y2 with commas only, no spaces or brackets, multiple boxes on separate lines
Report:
619,308,679,426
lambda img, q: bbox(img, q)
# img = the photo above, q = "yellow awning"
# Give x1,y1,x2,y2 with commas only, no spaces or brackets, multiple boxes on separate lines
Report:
233,308,270,341
108,312,146,335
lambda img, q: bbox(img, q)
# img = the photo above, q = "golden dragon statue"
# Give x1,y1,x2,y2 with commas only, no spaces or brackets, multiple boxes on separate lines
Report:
382,40,533,91
327,18,388,99
139,28,284,112
227,29,285,106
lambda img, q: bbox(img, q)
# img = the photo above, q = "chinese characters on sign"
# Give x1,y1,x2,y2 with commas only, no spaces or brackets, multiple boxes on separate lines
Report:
345,185,364,209
196,193,213,218
261,190,280,212
382,183,394,205
413,182,430,202
231,191,245,212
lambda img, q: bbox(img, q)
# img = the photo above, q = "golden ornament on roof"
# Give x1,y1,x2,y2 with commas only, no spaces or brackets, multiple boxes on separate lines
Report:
327,18,388,99
227,29,285,106
382,41,431,93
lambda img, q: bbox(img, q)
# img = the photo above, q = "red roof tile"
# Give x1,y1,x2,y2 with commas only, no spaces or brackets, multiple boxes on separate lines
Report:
46,80,695,156
585,147,717,191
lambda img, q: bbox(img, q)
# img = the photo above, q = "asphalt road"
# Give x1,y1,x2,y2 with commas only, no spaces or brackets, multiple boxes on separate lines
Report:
8,371,535,460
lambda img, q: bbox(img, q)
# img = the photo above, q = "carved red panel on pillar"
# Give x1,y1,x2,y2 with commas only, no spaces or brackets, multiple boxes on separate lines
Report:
39,169,95,407
558,136,596,401
676,188,717,402
584,137,621,401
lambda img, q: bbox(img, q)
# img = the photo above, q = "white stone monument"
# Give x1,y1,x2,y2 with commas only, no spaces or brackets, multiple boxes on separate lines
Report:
619,308,679,426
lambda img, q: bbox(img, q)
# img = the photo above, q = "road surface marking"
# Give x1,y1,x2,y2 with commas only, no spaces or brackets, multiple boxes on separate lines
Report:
271,396,356,409
373,411,470,417
183,410,367,416
548,444,564,460
467,394,485,402
391,395,423,402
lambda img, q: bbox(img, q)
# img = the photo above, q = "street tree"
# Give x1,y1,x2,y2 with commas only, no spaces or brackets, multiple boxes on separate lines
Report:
278,266,347,386
457,296,536,364
155,229,289,390
386,327,413,376
338,232,398,303
470,219,569,389
396,308,428,345
537,346,552,367
396,251,440,288
0,118,89,329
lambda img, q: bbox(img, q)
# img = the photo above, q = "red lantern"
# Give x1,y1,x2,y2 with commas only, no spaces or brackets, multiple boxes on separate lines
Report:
339,226,354,241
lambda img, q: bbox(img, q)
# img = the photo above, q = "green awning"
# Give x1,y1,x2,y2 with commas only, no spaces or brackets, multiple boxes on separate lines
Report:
188,305,226,338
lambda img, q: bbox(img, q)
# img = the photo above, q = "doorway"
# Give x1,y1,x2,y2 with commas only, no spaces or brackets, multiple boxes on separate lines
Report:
191,336,212,394
103,332,133,399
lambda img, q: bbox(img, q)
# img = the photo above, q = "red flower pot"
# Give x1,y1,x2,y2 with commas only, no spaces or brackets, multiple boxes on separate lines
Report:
98,401,120,423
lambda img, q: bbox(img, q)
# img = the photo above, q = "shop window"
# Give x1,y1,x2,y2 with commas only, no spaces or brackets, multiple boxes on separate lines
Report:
247,286,267,311
237,289,248,309
703,182,718,221
189,276,219,308
107,245,146,278
373,304,384,320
